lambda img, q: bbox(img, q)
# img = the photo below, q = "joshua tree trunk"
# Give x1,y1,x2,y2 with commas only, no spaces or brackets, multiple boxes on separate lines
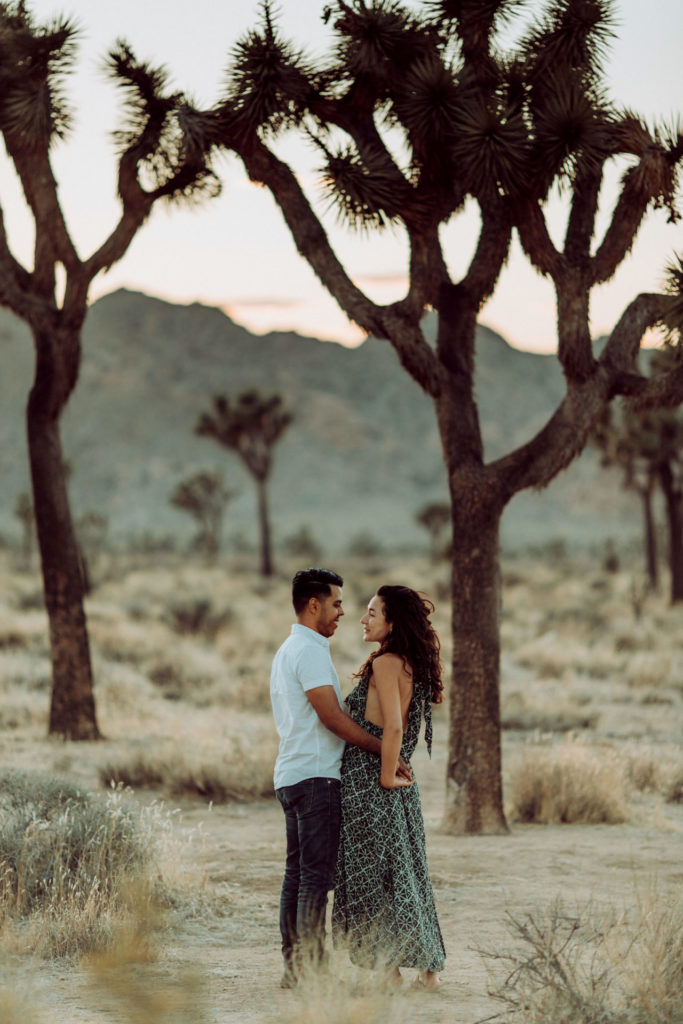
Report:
443,472,507,833
28,329,100,739
658,462,683,604
434,303,508,834
256,477,274,578
640,476,659,591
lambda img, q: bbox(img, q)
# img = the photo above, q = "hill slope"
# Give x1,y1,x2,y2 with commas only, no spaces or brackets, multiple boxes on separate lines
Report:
0,289,634,551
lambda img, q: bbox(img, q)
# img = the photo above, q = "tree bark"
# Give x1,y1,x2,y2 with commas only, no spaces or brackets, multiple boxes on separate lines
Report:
256,477,274,578
442,466,507,834
28,329,100,739
658,461,683,604
432,320,509,834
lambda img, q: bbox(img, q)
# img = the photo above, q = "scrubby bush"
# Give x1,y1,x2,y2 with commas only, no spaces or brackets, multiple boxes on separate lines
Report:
0,770,157,958
501,691,597,732
100,740,275,802
167,598,234,639
484,892,683,1024
666,773,683,805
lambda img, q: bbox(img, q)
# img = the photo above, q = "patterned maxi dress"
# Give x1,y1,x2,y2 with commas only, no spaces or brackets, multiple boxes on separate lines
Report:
331,667,446,972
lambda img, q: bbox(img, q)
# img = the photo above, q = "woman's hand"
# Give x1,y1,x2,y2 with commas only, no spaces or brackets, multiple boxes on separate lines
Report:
380,772,414,789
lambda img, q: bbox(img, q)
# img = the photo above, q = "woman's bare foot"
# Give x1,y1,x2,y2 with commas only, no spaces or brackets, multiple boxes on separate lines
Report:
381,967,403,990
415,970,440,988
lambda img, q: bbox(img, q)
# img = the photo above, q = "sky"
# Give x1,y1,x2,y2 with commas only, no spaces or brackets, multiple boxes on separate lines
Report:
2,0,683,352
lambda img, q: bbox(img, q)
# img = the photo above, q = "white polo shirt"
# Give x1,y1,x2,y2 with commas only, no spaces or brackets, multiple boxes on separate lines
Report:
270,623,345,789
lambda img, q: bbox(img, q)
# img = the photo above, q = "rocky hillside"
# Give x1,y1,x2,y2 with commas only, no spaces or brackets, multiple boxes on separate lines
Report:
0,289,635,552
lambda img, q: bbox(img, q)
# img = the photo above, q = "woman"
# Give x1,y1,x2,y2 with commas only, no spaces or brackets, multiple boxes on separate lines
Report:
332,585,446,987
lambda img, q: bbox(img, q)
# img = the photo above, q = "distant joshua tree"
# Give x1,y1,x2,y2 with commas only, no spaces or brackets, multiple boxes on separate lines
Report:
415,501,451,563
170,471,235,557
593,343,683,602
0,4,217,738
196,391,293,576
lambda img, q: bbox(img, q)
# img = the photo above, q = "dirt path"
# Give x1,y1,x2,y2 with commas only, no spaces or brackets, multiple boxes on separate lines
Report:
13,722,682,1024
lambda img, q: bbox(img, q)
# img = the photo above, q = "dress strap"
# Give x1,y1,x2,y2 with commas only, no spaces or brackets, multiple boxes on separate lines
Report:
423,692,433,758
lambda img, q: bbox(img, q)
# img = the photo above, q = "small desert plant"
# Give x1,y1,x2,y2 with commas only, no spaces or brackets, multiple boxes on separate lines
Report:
167,597,234,638
283,524,322,562
483,890,683,1024
506,741,628,824
666,772,683,804
348,532,383,559
501,692,597,733
0,770,158,958
99,741,275,802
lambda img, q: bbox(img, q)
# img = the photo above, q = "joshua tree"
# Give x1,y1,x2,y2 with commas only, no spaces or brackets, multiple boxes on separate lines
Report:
170,470,235,557
416,501,451,562
0,4,217,738
593,343,683,601
196,390,292,576
201,0,683,831
593,406,660,590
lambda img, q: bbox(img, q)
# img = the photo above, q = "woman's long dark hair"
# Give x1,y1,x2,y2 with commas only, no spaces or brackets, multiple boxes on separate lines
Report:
359,585,443,704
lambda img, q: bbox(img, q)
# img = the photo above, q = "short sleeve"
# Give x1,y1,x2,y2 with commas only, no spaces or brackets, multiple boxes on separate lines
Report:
296,645,334,692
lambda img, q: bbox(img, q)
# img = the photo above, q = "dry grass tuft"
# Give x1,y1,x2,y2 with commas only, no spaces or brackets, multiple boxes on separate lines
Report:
501,690,597,732
99,738,276,802
483,888,683,1024
85,908,206,1023
281,950,409,1024
0,770,163,958
506,741,628,824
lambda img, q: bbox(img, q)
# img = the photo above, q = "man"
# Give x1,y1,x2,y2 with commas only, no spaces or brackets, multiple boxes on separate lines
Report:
270,567,408,986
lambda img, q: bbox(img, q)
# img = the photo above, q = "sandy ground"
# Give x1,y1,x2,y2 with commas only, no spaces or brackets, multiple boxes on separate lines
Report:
4,717,682,1024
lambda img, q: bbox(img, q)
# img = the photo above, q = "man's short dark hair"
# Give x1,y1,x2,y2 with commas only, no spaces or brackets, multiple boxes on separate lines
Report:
292,568,344,614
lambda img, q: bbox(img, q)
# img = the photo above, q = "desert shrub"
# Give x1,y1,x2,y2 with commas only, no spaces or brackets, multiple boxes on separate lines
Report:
484,892,683,1024
348,532,383,559
283,525,322,562
501,692,597,732
666,772,683,804
624,746,670,794
0,770,157,957
514,633,625,681
627,651,681,689
100,741,275,802
506,742,628,824
167,598,234,639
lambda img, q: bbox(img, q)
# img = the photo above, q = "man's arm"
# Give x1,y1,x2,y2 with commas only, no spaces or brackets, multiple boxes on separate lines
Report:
306,686,412,780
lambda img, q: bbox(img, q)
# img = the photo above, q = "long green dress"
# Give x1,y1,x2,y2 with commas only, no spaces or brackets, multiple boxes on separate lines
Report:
332,666,446,972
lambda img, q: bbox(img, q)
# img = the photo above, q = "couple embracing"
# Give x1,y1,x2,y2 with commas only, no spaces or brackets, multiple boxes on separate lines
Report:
270,567,445,989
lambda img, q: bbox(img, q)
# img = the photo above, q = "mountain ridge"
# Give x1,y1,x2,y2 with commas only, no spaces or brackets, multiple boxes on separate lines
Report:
0,288,635,552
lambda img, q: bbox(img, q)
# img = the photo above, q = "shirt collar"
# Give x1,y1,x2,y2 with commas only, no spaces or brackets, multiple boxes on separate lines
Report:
291,623,330,648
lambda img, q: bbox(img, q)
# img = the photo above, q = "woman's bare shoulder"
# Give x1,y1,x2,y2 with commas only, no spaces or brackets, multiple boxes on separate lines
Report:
372,653,411,677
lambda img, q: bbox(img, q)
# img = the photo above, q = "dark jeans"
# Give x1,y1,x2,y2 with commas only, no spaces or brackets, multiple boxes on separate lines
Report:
276,776,341,977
